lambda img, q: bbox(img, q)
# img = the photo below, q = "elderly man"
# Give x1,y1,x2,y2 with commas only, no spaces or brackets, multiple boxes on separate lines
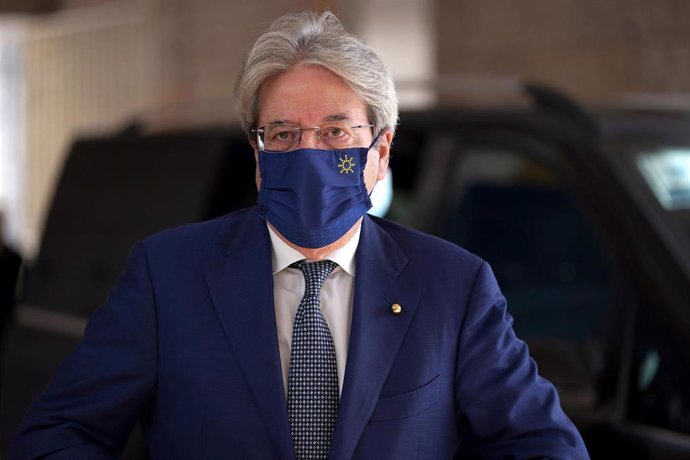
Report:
12,11,589,459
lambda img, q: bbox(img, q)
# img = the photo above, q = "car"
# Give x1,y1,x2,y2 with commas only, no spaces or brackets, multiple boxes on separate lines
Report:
2,84,689,459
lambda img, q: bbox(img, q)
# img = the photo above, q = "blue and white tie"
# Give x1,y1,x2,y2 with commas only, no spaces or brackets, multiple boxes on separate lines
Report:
287,260,339,459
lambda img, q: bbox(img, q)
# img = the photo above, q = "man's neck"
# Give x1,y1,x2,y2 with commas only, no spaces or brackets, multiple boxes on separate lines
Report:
269,219,363,261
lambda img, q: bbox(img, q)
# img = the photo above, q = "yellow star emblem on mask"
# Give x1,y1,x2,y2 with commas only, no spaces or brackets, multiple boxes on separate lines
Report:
338,155,355,174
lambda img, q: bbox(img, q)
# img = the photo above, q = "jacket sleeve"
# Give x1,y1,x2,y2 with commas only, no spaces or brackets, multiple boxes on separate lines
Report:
454,261,590,459
10,242,158,459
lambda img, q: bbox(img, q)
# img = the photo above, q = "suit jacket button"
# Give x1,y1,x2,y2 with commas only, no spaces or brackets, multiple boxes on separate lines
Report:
391,303,402,314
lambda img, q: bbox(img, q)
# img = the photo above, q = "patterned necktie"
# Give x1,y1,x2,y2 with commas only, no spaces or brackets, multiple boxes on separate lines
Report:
287,259,339,459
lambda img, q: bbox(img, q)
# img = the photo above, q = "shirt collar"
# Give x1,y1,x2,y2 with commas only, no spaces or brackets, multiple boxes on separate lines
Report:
267,224,360,277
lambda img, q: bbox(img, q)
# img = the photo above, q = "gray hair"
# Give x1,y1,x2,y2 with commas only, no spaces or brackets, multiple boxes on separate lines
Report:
234,11,398,139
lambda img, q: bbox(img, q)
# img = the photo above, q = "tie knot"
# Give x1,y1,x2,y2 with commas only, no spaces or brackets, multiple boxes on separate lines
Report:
291,260,338,294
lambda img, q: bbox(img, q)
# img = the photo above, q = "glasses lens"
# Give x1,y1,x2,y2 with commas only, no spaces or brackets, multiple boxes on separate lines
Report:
263,124,301,152
319,124,356,150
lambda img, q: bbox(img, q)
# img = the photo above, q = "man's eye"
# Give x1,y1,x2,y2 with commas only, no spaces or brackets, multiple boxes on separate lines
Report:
324,127,347,138
272,131,293,141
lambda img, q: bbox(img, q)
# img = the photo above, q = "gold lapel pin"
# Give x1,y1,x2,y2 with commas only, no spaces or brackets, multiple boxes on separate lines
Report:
391,303,402,314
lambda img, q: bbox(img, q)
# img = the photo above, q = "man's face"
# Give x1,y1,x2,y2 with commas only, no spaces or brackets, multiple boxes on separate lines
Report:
253,64,391,193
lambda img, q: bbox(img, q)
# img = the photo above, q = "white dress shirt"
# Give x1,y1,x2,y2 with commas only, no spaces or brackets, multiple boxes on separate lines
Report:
267,225,359,396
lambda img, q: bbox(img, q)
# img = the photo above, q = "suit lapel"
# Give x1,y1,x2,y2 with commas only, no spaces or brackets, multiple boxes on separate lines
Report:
203,209,294,458
329,217,420,459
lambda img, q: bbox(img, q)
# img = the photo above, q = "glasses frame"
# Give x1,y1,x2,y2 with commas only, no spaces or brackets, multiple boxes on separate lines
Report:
251,123,375,152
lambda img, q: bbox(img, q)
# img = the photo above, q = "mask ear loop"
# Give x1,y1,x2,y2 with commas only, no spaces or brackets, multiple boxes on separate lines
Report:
368,131,383,150
366,130,385,198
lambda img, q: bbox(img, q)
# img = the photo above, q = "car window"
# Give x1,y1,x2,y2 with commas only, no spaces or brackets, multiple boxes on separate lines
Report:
444,148,611,342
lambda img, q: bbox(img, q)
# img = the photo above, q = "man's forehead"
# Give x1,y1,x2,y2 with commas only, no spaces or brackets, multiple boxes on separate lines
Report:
265,113,353,126
256,65,368,126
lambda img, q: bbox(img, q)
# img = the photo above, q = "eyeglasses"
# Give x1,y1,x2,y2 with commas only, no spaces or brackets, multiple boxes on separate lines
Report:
251,122,375,152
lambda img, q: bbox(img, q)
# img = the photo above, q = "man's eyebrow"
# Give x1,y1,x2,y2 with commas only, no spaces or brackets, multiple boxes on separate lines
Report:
323,113,352,122
265,119,294,125
264,114,352,125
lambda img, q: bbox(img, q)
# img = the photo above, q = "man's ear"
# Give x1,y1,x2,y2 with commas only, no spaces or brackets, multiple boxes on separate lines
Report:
249,138,261,188
376,130,393,181
249,138,259,159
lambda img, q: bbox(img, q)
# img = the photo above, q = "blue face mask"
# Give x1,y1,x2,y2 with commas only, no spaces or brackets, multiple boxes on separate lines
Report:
257,144,374,248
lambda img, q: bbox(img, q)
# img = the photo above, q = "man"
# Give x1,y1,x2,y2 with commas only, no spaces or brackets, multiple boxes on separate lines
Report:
12,11,589,459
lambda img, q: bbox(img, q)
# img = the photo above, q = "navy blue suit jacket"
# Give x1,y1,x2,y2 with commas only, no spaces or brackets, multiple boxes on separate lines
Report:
12,207,589,459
